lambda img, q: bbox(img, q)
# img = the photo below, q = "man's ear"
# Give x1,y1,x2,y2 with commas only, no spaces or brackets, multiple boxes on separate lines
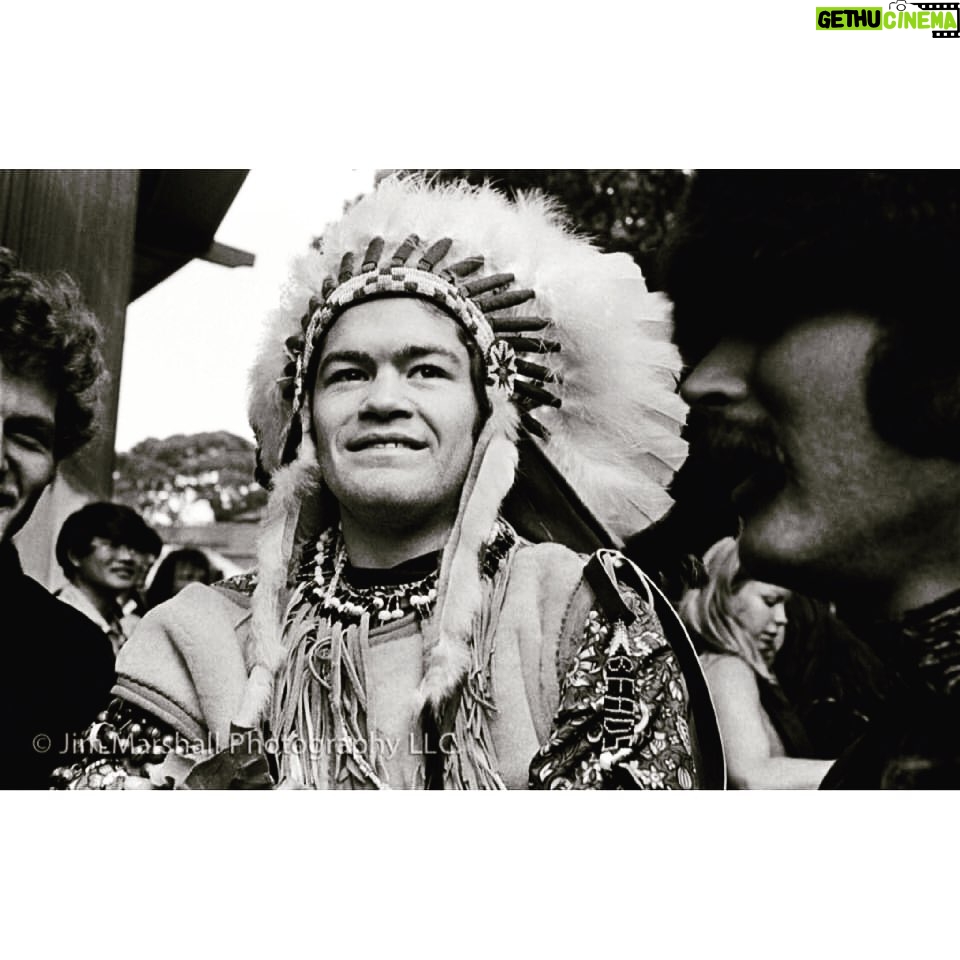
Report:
65,547,85,577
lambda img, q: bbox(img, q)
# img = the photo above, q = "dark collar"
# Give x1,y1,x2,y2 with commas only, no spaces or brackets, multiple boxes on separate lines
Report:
885,586,960,701
344,550,442,588
896,586,960,630
0,540,24,580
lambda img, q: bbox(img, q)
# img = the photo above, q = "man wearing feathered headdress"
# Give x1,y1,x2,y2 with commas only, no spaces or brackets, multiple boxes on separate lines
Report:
56,176,722,790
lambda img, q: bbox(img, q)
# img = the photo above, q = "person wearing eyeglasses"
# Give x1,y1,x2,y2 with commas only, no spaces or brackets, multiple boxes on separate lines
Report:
54,502,162,658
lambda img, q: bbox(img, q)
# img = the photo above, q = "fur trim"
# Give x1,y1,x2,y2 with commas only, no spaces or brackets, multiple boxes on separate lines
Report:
234,665,277,731
243,455,324,725
418,398,519,709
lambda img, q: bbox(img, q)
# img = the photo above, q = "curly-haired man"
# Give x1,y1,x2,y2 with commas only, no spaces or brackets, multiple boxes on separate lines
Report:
664,171,960,788
0,247,116,788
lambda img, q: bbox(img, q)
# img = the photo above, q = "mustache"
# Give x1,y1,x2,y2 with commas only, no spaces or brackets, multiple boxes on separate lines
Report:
685,409,783,477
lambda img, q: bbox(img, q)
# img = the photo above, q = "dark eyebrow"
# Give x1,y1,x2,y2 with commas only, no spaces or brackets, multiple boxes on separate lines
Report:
394,344,465,367
318,344,465,375
317,350,373,375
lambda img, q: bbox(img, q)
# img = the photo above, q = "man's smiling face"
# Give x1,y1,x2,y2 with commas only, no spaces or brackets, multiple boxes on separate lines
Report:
311,298,480,530
0,360,56,543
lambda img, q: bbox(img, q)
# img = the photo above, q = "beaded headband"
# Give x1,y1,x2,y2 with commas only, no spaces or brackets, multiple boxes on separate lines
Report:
276,233,563,451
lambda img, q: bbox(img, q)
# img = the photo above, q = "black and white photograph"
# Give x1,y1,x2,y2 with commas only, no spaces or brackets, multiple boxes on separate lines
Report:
10,166,958,794
2,1,956,955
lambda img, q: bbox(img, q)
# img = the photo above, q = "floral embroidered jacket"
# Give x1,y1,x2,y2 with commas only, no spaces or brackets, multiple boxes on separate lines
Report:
54,527,723,790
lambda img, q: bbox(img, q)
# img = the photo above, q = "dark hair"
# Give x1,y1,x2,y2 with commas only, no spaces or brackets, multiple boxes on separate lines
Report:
661,171,960,460
145,547,215,609
450,311,492,430
56,502,163,580
0,247,107,460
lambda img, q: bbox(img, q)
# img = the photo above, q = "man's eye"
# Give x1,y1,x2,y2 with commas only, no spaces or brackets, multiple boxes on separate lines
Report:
325,368,366,385
10,430,53,454
411,364,448,379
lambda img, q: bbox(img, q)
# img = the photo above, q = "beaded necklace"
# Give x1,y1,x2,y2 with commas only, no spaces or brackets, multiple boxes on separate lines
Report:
270,520,519,789
298,526,440,625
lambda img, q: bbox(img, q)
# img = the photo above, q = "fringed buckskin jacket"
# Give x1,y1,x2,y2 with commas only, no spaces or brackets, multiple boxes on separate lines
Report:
55,530,724,790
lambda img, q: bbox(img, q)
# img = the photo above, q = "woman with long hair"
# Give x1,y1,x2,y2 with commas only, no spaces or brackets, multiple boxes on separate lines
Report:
680,537,834,789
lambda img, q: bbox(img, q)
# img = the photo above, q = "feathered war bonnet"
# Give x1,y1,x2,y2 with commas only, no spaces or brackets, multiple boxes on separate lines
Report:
239,174,688,728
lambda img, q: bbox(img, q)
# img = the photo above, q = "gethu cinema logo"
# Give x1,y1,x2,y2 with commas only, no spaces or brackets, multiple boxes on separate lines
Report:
816,3,959,28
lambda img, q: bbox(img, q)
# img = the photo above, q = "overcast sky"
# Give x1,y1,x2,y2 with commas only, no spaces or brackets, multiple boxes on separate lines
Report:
115,168,378,451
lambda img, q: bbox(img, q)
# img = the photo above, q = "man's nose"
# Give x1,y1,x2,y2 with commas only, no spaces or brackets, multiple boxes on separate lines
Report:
359,371,412,417
680,338,756,407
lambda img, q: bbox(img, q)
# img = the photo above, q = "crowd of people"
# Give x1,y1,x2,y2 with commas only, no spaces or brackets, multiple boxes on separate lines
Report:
3,169,958,790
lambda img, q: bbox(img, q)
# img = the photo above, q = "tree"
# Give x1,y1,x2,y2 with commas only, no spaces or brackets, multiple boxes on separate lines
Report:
114,431,267,524
401,169,689,290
